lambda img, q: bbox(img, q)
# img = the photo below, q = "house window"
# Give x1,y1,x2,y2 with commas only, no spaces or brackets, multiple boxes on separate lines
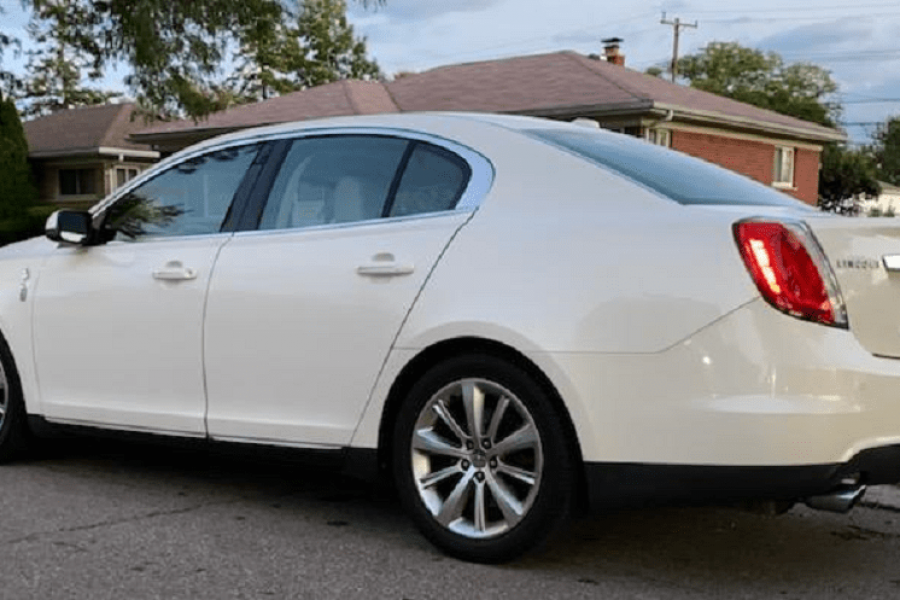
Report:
645,128,671,147
115,167,140,188
59,168,97,196
773,147,795,187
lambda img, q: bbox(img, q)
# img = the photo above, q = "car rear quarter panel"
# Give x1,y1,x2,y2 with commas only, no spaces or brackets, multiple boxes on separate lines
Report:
393,135,759,355
351,130,762,455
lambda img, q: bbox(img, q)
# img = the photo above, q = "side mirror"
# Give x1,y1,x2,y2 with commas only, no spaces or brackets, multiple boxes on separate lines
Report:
45,210,95,245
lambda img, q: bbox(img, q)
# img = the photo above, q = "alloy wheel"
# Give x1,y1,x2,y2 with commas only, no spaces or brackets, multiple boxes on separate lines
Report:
409,378,544,539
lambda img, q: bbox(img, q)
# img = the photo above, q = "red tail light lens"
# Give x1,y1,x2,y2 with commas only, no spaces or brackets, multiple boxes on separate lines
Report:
734,220,847,328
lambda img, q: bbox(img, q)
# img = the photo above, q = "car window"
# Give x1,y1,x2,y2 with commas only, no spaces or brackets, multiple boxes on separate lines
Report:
387,143,471,218
103,144,260,240
525,128,811,208
259,136,409,230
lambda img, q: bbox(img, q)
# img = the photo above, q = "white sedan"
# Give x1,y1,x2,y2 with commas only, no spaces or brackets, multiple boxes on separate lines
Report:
2,113,899,562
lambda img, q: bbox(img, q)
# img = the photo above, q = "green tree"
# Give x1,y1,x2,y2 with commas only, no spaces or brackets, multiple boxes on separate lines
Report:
18,0,381,119
873,116,900,186
0,91,38,220
677,42,838,126
225,3,302,104
818,143,880,215
0,5,23,97
221,0,380,105
23,0,120,118
293,0,381,88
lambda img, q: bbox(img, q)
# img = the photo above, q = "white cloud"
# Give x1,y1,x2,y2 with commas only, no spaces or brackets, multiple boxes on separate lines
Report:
352,0,506,21
4,0,899,141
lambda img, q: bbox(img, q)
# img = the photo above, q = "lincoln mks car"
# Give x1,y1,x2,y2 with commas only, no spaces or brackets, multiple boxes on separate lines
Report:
2,113,900,562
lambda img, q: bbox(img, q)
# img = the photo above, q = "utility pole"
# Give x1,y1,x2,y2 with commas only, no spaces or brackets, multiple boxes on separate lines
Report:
660,12,698,83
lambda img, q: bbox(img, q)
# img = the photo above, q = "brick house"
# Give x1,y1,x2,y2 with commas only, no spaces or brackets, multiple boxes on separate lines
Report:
134,46,845,205
23,103,159,205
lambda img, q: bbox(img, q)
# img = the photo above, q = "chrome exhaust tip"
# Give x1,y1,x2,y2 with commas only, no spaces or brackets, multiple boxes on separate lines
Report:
804,484,867,514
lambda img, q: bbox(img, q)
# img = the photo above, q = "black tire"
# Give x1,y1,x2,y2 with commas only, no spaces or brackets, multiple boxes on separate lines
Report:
393,354,576,563
0,335,31,463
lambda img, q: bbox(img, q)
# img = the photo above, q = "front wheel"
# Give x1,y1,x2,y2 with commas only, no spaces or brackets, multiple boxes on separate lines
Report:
393,355,576,563
0,337,31,463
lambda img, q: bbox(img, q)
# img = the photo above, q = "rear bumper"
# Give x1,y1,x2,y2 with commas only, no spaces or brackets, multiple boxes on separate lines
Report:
537,299,900,468
584,444,900,510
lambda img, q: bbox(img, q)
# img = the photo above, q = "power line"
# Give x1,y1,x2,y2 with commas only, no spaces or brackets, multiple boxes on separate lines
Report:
660,13,698,82
702,11,900,24
682,3,899,15
842,99,900,105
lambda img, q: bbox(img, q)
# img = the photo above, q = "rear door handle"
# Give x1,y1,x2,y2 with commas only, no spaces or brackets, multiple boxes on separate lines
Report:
884,255,900,271
357,263,415,277
152,261,198,281
357,252,414,277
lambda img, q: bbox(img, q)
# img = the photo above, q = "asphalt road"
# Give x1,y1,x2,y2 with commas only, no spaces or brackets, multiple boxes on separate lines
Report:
2,438,900,600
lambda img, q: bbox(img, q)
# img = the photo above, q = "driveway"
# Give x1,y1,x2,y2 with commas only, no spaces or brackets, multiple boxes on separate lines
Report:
1,438,899,599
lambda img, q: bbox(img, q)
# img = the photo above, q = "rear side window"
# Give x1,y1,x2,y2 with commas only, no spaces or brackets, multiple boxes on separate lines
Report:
388,143,470,218
525,128,810,208
259,136,409,230
259,136,474,231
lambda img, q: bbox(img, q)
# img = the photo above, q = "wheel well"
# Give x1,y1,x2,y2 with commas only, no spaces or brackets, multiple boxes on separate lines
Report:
376,337,587,509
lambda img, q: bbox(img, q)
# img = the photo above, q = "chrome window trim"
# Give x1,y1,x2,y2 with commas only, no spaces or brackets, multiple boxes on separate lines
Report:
99,231,235,246
232,209,472,240
90,141,267,218
92,127,495,223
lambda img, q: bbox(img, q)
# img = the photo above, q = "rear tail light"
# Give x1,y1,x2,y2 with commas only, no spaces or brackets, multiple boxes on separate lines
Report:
734,219,847,328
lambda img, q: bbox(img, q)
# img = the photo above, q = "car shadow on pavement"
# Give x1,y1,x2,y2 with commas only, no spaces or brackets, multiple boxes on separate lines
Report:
15,436,900,597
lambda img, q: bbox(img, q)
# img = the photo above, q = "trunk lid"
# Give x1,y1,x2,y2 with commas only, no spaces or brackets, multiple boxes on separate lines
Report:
805,215,900,358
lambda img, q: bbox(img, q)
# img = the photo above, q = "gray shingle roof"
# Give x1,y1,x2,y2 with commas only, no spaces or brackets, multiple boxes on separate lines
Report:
138,79,399,137
133,51,845,145
23,103,154,157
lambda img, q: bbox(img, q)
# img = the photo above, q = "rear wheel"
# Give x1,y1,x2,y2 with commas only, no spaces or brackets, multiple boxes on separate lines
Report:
393,354,575,562
0,338,31,462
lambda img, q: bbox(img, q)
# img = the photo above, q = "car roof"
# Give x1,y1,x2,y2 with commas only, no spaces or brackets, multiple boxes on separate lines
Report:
181,112,584,155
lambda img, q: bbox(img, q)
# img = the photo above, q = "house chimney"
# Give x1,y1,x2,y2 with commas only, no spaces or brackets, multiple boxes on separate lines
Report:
602,37,625,66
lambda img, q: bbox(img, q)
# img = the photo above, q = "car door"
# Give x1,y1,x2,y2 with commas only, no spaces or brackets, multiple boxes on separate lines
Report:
204,133,491,446
32,143,264,435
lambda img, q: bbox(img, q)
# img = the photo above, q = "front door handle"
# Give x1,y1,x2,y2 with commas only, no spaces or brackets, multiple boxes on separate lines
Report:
152,261,198,281
357,252,414,277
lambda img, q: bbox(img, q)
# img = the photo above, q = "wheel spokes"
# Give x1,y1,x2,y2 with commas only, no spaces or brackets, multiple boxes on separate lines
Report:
436,471,474,527
485,395,509,445
410,377,544,540
413,428,467,459
473,480,487,533
419,465,462,489
461,380,485,445
486,472,525,524
432,399,468,444
496,461,538,486
492,422,538,457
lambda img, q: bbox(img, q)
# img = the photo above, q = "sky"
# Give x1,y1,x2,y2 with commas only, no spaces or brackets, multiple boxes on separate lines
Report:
3,0,900,144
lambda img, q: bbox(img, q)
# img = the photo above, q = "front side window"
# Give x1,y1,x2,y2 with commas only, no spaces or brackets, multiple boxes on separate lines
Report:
103,144,260,239
773,146,795,187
